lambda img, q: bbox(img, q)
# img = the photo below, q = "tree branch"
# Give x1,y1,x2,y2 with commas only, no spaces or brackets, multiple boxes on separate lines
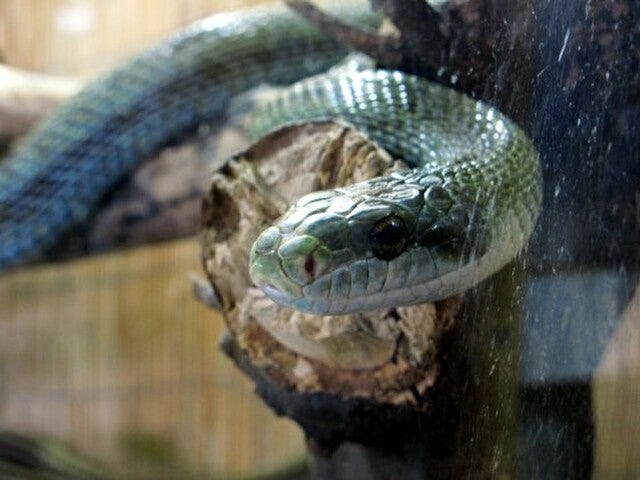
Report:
285,0,404,69
369,0,446,67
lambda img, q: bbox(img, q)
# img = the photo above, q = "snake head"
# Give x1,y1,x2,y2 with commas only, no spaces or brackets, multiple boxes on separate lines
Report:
249,172,489,316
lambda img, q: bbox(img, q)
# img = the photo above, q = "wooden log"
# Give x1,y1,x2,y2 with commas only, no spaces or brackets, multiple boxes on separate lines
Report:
200,120,481,477
199,1,640,478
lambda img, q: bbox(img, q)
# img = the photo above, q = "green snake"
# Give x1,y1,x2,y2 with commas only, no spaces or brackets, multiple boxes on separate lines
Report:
0,2,541,316
248,69,541,314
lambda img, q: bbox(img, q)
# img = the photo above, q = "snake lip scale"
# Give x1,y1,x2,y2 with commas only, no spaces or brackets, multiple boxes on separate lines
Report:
0,3,541,317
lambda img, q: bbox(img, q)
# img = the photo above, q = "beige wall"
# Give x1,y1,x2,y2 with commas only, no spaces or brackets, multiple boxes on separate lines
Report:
0,1,304,477
0,0,271,75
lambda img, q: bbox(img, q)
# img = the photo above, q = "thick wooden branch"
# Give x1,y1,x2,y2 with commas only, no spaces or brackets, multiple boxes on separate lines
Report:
369,0,446,74
200,120,485,478
202,3,640,478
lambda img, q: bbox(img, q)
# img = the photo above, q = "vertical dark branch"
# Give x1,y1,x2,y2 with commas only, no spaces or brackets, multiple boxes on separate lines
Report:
285,0,403,69
286,0,445,75
369,0,447,75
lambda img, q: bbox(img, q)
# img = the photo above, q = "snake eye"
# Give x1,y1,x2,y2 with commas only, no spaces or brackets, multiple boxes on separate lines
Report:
370,215,407,260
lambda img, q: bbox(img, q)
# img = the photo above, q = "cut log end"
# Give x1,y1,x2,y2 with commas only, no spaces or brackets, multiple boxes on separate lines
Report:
200,120,463,452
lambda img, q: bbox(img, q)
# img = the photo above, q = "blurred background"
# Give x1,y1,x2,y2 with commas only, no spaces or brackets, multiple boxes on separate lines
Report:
0,1,308,478
0,0,638,478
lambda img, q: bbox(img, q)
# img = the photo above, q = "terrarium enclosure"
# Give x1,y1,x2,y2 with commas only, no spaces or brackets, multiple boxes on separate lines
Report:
0,0,638,479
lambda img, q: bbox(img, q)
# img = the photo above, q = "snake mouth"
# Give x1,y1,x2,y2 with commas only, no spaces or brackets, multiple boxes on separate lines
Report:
260,282,293,305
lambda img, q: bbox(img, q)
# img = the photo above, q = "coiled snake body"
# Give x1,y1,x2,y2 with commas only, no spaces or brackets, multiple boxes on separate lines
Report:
0,3,541,315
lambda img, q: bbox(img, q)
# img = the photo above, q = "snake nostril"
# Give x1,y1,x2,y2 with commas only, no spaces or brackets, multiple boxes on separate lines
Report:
304,254,315,278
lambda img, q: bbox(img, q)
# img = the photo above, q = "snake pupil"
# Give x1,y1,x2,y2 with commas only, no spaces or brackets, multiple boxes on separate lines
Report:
370,215,407,260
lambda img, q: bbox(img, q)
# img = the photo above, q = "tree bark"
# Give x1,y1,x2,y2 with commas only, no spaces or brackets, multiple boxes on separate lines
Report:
202,1,640,478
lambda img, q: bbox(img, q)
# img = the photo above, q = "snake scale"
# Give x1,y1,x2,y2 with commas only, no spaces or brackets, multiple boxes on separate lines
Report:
0,2,541,316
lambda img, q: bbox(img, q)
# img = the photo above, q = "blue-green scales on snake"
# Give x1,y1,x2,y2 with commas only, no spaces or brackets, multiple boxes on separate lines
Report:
0,2,541,316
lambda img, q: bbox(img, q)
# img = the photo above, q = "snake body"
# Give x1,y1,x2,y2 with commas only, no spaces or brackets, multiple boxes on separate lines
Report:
0,3,541,316
0,3,378,267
